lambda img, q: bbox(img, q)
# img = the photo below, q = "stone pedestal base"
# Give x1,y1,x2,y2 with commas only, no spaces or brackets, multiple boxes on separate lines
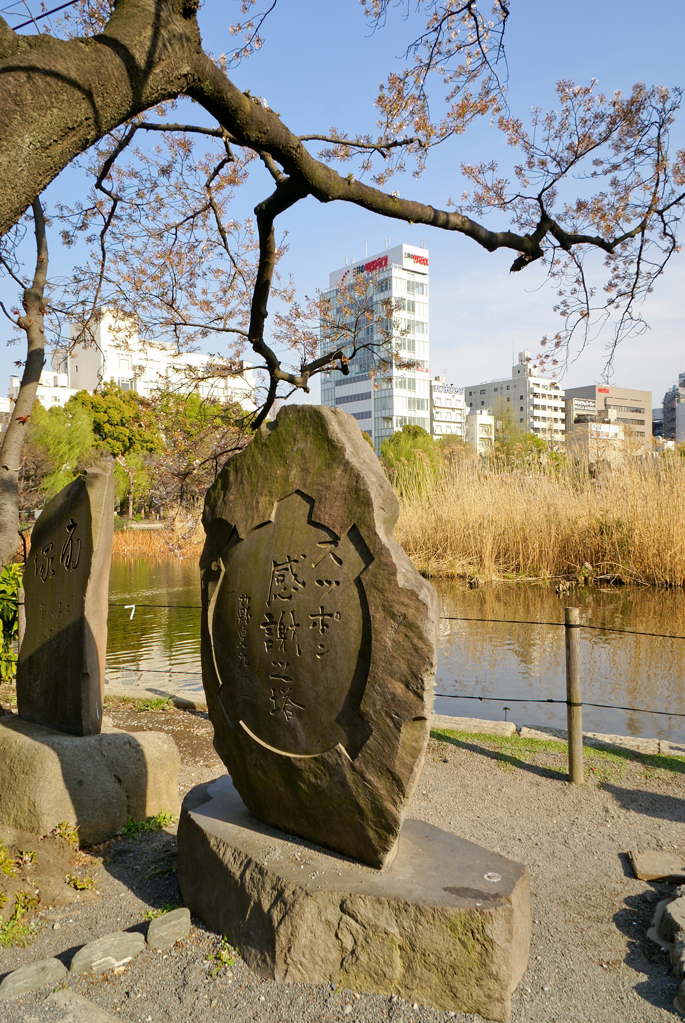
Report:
0,716,180,844
178,778,530,1023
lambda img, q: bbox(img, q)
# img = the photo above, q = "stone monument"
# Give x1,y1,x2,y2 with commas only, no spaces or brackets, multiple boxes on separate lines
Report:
0,462,181,843
197,404,438,867
17,462,114,735
178,406,530,1020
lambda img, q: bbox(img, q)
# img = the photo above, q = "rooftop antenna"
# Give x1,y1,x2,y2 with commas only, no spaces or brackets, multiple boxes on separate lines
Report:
345,257,348,266
420,236,426,249
385,238,390,250
365,242,368,257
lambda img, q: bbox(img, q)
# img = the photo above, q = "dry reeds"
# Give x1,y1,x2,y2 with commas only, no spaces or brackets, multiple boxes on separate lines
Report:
112,527,203,561
395,454,685,586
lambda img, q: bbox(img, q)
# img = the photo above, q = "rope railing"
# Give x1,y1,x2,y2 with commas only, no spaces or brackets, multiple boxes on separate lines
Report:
104,602,685,643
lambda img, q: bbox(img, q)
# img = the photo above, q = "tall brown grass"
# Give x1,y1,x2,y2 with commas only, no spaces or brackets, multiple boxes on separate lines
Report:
395,455,685,586
112,528,203,561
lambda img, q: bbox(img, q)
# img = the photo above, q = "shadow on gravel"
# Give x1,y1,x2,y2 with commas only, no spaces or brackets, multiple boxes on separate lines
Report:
97,829,181,912
601,782,685,823
614,888,680,1015
434,733,567,781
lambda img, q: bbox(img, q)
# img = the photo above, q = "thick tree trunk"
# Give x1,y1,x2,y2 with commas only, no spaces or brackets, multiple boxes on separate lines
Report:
0,0,204,237
0,200,47,570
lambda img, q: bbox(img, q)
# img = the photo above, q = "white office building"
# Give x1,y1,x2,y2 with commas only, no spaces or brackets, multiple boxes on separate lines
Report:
8,308,257,411
320,244,430,449
464,351,565,444
430,376,466,439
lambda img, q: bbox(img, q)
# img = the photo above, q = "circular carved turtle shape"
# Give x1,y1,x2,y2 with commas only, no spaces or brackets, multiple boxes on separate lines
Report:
208,491,373,758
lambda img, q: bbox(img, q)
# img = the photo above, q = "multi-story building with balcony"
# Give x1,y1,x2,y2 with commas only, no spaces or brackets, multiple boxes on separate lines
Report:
320,243,430,450
464,351,565,445
430,376,466,440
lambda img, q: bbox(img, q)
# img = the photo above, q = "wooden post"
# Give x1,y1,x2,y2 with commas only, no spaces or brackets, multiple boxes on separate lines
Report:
17,586,26,652
565,606,584,784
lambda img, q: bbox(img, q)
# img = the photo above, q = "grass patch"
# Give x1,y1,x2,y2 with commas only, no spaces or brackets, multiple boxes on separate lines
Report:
144,903,179,920
103,694,172,712
208,936,238,976
123,810,177,836
431,728,685,782
0,892,39,948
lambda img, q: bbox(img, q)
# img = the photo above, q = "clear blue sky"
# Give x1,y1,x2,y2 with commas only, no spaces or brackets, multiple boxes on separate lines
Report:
2,0,684,408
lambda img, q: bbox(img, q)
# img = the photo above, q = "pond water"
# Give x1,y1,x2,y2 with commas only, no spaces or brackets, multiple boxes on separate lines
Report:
106,559,685,743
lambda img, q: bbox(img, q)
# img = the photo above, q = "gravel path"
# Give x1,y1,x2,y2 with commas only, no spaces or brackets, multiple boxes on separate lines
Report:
1,702,684,1023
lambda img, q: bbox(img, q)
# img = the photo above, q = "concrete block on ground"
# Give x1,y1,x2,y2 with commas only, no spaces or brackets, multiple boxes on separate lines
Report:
0,716,180,844
0,958,67,1000
431,714,516,737
69,930,145,974
178,777,530,1023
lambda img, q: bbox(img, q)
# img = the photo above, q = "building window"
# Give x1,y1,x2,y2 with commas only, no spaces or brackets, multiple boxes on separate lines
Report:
480,389,486,394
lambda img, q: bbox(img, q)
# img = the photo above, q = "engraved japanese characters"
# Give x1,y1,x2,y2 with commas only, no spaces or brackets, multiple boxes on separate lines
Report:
200,405,439,868
17,463,114,736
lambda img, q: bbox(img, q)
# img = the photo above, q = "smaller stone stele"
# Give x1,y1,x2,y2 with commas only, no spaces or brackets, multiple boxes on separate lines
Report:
200,405,439,869
17,462,114,736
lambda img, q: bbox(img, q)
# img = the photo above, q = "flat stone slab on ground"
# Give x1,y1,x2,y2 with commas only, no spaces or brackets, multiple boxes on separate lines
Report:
629,850,685,882
146,906,191,948
0,716,180,844
69,930,145,974
46,988,122,1021
0,958,67,1000
178,776,530,1023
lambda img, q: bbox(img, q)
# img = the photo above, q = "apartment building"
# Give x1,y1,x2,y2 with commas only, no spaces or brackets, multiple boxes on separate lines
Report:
464,351,565,444
8,308,257,411
465,410,494,454
320,243,430,450
564,384,651,440
430,376,466,440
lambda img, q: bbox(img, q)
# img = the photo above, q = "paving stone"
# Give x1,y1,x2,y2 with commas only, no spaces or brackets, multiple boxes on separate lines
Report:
69,930,145,974
46,988,121,1021
146,906,191,949
0,957,66,1000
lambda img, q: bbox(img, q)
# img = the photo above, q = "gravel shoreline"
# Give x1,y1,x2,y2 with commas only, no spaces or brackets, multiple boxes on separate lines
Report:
1,702,684,1023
